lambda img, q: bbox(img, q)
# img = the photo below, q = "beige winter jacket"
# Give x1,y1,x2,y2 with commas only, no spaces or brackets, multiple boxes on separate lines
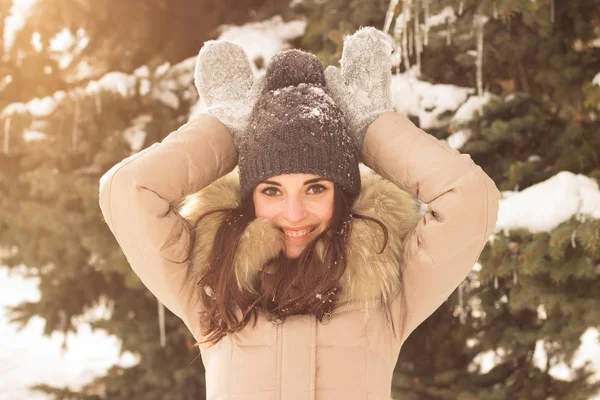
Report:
99,111,500,400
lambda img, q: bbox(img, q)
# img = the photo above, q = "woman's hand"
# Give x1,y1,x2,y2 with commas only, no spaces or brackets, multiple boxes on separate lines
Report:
194,41,264,144
324,27,394,150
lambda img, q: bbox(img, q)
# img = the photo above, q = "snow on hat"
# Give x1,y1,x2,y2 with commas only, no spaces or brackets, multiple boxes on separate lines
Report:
237,49,361,202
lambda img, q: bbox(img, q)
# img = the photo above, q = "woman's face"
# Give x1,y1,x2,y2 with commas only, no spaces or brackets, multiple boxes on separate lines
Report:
253,173,334,258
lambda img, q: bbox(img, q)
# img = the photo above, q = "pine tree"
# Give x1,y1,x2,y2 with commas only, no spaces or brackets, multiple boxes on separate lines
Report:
353,1,600,399
2,0,599,399
291,0,390,65
0,1,290,398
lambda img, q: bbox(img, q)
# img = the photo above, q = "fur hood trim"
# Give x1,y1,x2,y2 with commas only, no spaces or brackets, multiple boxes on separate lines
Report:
179,169,420,308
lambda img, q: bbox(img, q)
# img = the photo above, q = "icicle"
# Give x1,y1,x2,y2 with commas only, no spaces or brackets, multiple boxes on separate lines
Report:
446,17,452,45
494,275,498,289
424,0,429,46
475,14,486,98
493,2,498,19
414,2,421,76
571,229,577,248
72,100,80,150
513,270,518,284
158,299,166,347
550,0,555,24
458,1,464,16
3,117,10,155
383,0,400,33
402,0,411,73
458,281,466,324
59,310,68,351
408,22,414,56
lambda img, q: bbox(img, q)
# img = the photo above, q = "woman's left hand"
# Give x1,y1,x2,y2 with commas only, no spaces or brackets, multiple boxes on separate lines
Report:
324,27,394,151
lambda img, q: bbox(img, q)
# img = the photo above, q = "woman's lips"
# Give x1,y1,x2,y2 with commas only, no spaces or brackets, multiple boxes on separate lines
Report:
279,225,317,243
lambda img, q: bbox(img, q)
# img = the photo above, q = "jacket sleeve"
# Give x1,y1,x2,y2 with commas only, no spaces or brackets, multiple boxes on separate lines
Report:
98,114,237,340
361,111,500,343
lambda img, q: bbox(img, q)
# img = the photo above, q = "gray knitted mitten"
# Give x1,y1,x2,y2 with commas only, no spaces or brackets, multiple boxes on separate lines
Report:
194,41,264,142
324,27,394,149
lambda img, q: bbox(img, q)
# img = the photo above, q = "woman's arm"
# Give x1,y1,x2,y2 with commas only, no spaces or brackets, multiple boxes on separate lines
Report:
361,111,500,343
98,114,237,339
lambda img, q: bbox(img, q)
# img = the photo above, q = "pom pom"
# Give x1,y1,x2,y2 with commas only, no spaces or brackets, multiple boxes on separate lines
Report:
264,49,326,92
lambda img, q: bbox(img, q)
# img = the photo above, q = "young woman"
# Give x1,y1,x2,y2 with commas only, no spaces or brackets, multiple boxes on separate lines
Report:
99,27,500,400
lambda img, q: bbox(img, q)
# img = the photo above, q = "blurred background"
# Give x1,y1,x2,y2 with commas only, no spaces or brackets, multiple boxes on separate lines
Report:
1,0,600,399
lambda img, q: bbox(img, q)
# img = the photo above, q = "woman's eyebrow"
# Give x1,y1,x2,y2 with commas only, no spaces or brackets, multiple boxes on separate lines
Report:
303,178,327,185
260,180,281,186
258,178,328,186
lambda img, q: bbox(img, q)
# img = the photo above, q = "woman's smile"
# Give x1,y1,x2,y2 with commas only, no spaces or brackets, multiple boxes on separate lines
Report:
279,225,318,242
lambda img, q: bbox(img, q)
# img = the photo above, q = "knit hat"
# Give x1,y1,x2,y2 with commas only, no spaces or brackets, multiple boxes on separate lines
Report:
237,49,361,202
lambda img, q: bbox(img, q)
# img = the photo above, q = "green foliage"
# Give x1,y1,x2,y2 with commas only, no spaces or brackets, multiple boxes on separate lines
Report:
291,0,389,66
2,0,600,399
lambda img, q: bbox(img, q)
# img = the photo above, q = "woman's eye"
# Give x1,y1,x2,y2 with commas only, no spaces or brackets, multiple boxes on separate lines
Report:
261,187,280,197
307,184,327,194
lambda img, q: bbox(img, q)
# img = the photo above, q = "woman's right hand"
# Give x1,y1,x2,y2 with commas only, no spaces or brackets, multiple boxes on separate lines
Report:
194,41,264,144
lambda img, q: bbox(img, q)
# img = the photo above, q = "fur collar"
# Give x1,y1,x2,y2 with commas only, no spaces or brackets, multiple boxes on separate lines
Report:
179,169,420,308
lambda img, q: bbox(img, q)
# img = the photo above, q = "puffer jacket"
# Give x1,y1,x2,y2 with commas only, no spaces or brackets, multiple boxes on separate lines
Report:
98,111,501,400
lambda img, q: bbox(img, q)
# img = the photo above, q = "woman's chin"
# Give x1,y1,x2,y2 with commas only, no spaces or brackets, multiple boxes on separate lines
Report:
283,244,305,259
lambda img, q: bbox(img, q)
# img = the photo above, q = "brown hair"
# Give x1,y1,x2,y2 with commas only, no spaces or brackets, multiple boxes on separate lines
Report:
193,183,389,347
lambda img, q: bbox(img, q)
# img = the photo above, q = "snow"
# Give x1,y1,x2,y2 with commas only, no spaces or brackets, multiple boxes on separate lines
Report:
86,71,137,98
469,348,505,374
152,83,180,109
0,266,139,399
451,92,496,126
3,0,36,53
134,65,150,78
123,115,152,153
391,72,474,129
469,170,600,388
1,95,58,118
446,129,471,150
533,328,600,391
216,15,307,73
22,129,47,142
48,27,89,69
427,6,457,27
494,171,600,236
4,13,600,398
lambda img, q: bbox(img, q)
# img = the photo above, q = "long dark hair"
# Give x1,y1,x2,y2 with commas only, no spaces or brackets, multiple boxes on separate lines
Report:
193,183,389,346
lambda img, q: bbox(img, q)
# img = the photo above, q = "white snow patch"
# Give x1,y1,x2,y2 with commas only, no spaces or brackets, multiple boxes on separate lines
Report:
495,171,600,236
123,115,152,153
533,329,600,386
445,129,472,150
427,6,457,27
451,92,496,126
391,72,474,129
134,65,151,79
469,348,506,374
4,0,36,53
0,266,139,399
216,16,306,73
152,84,180,109
23,130,47,142
86,72,137,98
1,95,58,118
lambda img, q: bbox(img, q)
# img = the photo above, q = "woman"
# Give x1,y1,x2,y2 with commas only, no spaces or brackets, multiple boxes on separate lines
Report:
99,27,500,400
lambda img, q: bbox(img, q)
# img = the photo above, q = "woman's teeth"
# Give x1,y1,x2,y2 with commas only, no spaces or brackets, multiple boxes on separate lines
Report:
283,227,315,237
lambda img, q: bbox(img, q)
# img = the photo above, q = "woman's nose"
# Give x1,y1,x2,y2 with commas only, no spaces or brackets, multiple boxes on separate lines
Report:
282,196,308,222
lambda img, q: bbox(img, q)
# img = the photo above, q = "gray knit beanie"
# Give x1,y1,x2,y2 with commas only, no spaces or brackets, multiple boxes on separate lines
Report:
237,49,361,202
